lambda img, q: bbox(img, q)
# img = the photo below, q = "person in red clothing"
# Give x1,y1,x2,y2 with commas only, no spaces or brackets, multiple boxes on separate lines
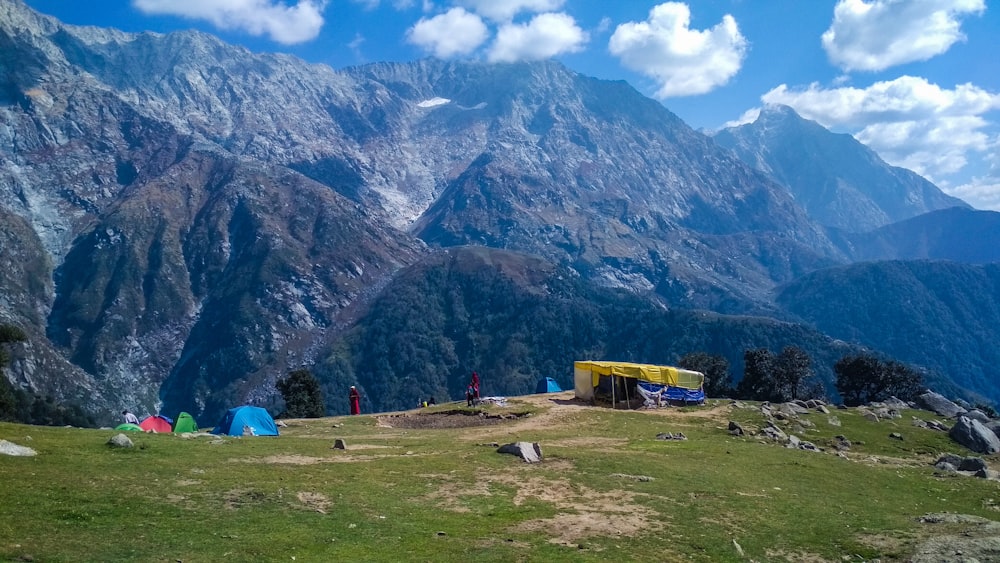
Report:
349,385,361,415
470,371,480,403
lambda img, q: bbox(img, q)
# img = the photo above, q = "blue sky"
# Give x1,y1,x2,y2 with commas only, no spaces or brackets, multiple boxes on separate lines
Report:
22,0,1000,210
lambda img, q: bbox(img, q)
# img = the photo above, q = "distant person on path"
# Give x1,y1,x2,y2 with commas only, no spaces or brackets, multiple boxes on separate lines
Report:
471,371,480,401
349,386,361,415
466,384,476,407
122,410,140,425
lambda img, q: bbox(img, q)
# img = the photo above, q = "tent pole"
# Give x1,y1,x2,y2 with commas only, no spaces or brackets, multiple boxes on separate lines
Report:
612,375,616,409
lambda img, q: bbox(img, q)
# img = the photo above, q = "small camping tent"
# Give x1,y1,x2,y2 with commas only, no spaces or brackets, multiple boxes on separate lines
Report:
573,361,705,406
139,415,173,433
114,423,143,432
212,406,279,437
172,412,199,433
535,377,562,393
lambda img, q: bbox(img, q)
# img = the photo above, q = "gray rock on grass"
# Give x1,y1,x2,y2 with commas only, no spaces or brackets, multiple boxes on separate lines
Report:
0,440,37,456
497,442,542,463
949,416,1000,455
918,391,967,419
106,434,134,448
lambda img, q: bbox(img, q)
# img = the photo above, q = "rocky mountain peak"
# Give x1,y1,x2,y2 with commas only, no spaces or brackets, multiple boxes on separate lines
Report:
713,104,968,232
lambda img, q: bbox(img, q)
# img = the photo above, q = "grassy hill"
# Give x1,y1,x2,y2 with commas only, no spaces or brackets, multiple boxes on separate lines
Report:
2,393,998,562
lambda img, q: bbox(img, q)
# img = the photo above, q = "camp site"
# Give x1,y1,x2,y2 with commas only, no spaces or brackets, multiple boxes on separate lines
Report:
2,362,999,562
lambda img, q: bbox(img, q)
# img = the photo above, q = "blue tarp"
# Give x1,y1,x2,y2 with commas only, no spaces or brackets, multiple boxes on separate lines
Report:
211,406,279,436
535,377,563,393
637,381,705,404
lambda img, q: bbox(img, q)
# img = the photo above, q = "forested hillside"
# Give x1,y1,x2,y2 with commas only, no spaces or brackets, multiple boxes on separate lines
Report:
310,247,871,414
776,260,1000,402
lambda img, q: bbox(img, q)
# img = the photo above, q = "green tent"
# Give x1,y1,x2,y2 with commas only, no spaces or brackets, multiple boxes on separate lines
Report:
172,412,199,433
114,423,143,432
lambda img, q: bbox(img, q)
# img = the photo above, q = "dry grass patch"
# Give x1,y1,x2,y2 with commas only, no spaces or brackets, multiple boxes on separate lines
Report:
296,491,330,514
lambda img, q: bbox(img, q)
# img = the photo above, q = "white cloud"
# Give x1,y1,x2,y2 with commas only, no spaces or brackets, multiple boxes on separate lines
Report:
721,107,760,130
406,7,488,58
457,0,565,22
487,12,587,62
608,2,748,98
822,0,985,72
758,76,1000,206
132,0,327,44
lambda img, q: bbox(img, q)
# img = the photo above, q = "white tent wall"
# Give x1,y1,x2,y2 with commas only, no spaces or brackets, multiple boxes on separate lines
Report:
574,365,595,400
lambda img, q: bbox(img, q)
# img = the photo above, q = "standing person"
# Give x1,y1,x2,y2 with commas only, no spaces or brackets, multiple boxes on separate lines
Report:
471,371,480,403
122,410,140,425
349,386,361,415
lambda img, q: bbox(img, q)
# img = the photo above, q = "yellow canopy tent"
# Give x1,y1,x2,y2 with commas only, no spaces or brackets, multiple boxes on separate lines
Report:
573,360,705,404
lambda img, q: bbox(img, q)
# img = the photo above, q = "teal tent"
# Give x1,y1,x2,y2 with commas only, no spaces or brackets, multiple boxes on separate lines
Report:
535,377,562,393
211,406,279,437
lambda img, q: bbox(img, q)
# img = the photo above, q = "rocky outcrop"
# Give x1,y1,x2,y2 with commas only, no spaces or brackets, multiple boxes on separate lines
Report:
948,416,1000,455
918,391,968,419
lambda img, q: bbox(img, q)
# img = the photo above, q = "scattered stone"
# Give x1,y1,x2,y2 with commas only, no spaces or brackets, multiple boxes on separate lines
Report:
728,421,744,436
762,424,787,442
861,410,880,423
926,420,950,432
798,441,822,452
986,421,1000,441
275,420,288,428
816,405,830,414
332,439,347,450
974,468,1000,480
918,391,967,419
958,457,988,472
655,432,687,441
827,416,841,427
497,442,542,463
478,442,500,447
0,439,37,456
786,435,800,449
780,402,809,416
106,434,134,449
964,409,992,424
889,432,903,441
882,396,911,410
832,435,852,451
610,473,655,482
912,417,929,429
949,416,1000,454
934,461,958,472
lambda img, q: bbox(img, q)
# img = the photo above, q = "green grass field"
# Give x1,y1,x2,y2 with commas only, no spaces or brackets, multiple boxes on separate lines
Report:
1,395,997,562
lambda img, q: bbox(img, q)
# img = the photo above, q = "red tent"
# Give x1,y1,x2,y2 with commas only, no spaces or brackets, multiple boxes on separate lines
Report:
139,415,173,433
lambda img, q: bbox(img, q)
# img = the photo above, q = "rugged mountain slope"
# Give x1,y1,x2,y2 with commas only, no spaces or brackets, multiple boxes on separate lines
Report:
838,207,1000,263
713,105,968,232
0,0,426,421
776,260,1000,402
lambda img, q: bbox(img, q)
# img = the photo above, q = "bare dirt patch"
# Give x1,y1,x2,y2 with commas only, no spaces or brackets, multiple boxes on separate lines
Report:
423,465,660,546
377,409,531,429
296,491,331,514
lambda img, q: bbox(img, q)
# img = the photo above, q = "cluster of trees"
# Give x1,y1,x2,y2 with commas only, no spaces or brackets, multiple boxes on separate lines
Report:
678,346,925,405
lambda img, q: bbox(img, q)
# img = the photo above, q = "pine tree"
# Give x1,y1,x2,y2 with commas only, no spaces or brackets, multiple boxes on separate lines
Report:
277,369,326,418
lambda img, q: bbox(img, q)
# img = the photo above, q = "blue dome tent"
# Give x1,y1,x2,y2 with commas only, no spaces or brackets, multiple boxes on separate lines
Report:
211,406,279,436
535,377,563,393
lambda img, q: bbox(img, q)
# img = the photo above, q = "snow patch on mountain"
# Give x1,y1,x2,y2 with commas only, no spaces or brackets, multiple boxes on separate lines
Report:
417,97,450,108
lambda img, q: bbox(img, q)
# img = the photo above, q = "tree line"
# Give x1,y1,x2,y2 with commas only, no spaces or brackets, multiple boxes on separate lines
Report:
679,346,925,405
